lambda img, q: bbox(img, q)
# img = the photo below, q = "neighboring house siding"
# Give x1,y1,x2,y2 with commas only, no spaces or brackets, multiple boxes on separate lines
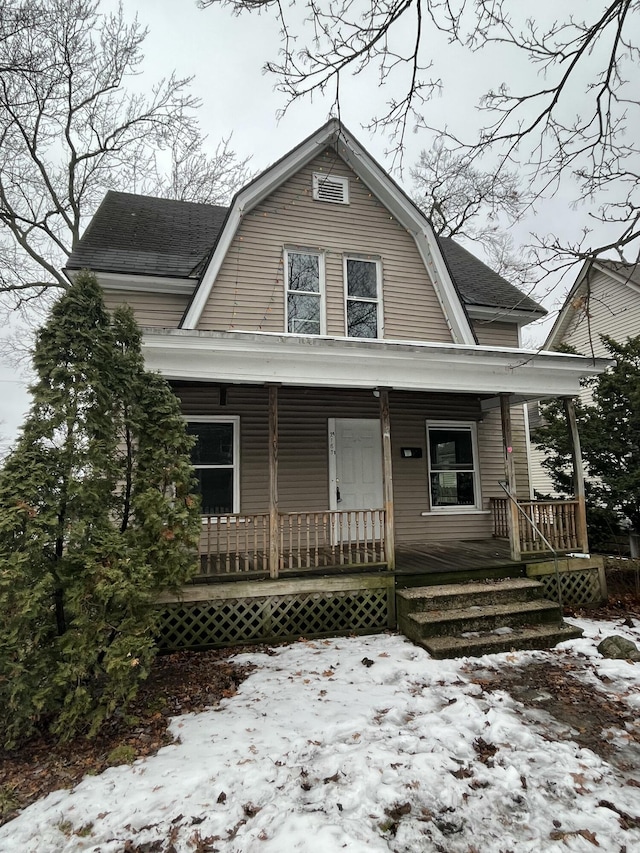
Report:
529,442,555,497
102,290,191,328
529,267,640,499
197,148,454,343
562,270,640,359
174,385,530,545
472,320,520,347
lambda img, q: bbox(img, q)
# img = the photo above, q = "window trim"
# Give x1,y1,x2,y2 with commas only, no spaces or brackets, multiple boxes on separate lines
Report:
284,246,326,336
343,255,383,339
185,415,240,515
425,420,481,513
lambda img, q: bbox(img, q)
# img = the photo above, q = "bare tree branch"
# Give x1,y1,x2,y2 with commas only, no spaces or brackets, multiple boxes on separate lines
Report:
0,0,251,314
410,137,539,289
201,0,640,265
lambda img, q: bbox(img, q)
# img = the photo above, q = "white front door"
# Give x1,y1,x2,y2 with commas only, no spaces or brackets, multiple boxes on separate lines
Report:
329,418,384,540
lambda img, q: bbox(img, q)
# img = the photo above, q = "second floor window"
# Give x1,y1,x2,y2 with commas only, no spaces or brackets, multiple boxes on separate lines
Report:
285,249,325,335
345,257,382,338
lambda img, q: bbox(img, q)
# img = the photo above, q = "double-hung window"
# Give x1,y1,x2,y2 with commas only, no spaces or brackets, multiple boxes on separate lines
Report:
186,417,239,515
285,248,325,335
426,421,480,510
344,256,382,338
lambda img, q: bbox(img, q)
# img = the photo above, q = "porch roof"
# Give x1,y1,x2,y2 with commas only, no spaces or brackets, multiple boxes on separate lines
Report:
141,328,611,404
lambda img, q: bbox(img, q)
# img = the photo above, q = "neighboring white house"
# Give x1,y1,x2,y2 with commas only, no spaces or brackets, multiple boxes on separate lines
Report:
529,259,640,496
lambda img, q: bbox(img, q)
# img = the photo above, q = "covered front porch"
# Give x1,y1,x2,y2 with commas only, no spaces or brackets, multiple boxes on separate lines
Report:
142,329,608,588
190,383,591,582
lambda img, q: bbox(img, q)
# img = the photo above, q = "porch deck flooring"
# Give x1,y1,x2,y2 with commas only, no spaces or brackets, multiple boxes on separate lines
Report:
192,539,541,586
395,539,518,575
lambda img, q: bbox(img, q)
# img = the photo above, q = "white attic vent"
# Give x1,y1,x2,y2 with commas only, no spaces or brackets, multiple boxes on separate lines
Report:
312,173,349,204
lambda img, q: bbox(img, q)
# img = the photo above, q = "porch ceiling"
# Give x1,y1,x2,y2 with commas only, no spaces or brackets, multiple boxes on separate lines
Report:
141,328,611,402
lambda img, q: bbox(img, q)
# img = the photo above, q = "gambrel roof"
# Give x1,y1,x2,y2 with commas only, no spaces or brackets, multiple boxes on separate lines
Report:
68,190,542,314
67,120,545,341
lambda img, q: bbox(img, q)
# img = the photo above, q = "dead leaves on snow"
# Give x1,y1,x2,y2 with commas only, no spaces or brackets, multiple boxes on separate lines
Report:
549,827,600,846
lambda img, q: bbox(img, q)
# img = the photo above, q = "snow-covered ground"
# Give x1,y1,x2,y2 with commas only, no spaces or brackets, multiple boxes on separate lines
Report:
3,618,640,852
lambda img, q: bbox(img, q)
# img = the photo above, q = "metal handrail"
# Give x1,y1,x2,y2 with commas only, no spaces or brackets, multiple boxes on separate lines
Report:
498,481,563,615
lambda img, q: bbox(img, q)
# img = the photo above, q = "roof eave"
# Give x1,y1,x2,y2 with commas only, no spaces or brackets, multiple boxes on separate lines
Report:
466,304,546,326
64,268,198,295
142,327,611,401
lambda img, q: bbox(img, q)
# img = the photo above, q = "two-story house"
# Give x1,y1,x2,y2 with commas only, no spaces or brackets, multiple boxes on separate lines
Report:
65,120,609,653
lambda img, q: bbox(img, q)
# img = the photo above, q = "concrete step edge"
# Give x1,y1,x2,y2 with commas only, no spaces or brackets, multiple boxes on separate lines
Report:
421,623,583,659
397,578,543,601
407,599,559,626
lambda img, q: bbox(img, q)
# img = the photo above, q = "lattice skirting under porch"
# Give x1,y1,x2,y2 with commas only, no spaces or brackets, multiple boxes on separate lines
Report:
156,575,396,651
526,557,607,608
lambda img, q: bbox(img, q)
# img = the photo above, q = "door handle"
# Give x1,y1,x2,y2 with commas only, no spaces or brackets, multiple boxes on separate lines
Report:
336,486,341,503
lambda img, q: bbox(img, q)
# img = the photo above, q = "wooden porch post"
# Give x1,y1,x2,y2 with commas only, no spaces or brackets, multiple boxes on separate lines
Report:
500,393,522,561
379,388,395,570
563,396,589,554
268,385,280,578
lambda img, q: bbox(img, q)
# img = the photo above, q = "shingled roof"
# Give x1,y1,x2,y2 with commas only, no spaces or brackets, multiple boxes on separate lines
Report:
437,236,542,314
67,191,228,278
66,190,544,316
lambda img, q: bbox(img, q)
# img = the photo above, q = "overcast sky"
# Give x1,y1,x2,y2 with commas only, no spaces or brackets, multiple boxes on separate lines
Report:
0,0,610,447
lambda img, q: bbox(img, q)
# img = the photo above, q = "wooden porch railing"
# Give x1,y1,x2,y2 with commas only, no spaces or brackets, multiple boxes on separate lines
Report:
279,510,386,570
490,498,581,553
200,514,270,575
198,509,386,577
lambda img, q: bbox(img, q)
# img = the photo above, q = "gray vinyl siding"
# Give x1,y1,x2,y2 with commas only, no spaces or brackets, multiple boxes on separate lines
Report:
529,268,640,497
472,320,520,347
197,149,454,343
529,443,556,497
173,385,530,544
102,290,191,327
561,271,640,361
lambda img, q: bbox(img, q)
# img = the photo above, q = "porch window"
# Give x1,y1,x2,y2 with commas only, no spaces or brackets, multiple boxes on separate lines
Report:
426,421,480,510
285,248,325,335
344,257,382,338
186,417,239,514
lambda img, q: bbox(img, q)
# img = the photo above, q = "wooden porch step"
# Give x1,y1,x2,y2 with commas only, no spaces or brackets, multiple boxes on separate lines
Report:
406,599,560,638
396,577,583,658
422,623,583,660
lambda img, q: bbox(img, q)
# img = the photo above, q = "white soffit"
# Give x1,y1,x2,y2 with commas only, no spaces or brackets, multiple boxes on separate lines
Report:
467,304,545,326
180,120,476,345
91,271,196,295
142,329,611,400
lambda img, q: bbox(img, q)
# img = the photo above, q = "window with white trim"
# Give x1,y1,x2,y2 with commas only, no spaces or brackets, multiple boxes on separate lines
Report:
186,417,239,514
344,256,382,338
426,421,480,510
285,248,325,335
